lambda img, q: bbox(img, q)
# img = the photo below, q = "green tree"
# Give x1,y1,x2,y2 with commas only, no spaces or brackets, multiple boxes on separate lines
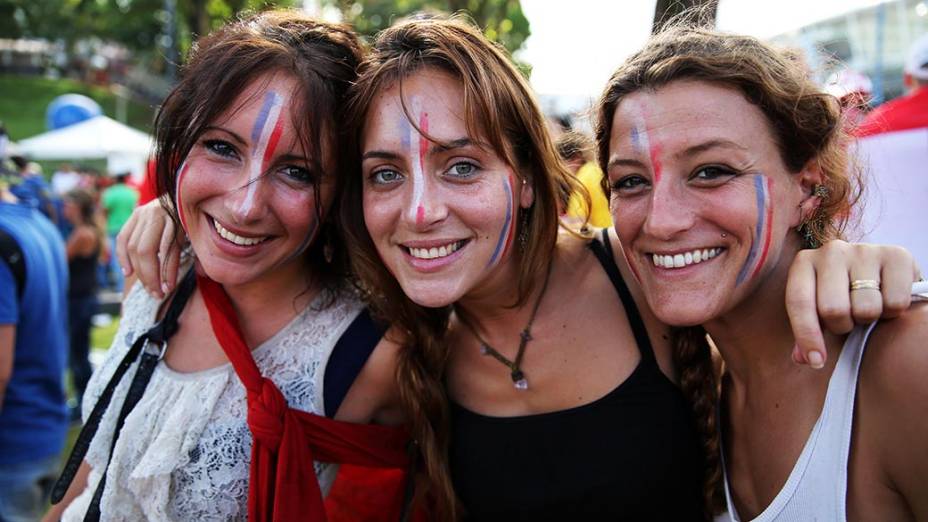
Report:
328,0,531,56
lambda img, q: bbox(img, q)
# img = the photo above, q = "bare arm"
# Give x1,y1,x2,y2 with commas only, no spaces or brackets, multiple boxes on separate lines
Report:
858,302,928,519
41,460,92,522
0,324,13,412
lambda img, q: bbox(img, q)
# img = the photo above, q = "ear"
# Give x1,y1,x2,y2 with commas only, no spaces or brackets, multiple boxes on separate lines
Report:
795,159,825,225
518,175,535,209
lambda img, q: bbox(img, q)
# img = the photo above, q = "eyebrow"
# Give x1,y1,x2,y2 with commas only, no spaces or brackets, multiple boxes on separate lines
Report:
202,126,247,146
606,157,648,170
676,139,748,159
362,137,480,162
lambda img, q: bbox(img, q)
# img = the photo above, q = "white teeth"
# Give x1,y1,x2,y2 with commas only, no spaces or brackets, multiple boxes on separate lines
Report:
409,241,463,260
652,248,722,269
213,218,267,246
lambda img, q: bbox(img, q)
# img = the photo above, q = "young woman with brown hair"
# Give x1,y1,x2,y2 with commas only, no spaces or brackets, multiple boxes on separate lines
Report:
596,25,927,520
122,15,920,521
48,11,410,521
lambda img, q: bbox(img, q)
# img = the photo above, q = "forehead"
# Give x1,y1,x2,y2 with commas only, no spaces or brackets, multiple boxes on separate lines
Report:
610,80,774,152
212,72,300,128
362,68,472,145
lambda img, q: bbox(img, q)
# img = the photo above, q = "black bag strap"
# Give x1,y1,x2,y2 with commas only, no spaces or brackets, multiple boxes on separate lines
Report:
0,228,26,300
50,268,198,516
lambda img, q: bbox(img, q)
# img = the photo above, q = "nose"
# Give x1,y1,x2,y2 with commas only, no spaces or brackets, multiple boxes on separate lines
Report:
403,174,446,230
642,177,695,240
225,162,270,223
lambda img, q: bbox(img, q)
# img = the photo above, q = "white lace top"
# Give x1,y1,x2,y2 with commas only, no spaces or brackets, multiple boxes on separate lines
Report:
62,281,365,521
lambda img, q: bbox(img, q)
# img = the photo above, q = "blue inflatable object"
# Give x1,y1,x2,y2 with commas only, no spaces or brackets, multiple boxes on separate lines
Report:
46,94,103,131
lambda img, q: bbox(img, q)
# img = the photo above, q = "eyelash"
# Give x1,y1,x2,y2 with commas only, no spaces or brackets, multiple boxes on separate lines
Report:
444,161,479,178
610,165,740,195
203,139,239,159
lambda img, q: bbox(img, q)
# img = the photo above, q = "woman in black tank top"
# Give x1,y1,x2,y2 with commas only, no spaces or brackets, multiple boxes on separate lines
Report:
62,189,104,414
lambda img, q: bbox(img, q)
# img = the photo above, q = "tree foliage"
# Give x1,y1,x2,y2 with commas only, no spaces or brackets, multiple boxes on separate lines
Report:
327,0,531,55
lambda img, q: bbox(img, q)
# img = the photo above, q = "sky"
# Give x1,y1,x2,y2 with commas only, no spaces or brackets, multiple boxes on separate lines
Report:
519,0,891,99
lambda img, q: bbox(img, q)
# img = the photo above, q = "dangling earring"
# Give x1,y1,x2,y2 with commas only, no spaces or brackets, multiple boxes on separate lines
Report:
797,184,828,249
518,209,530,253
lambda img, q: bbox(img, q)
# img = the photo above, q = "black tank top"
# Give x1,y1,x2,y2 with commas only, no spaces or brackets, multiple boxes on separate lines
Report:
449,229,705,521
68,241,99,298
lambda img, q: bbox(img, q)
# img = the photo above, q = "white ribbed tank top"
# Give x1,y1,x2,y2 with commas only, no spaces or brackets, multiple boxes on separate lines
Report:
715,321,878,522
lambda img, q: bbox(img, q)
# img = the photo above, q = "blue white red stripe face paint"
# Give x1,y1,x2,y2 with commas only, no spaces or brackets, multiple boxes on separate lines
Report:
401,105,430,226
486,174,516,268
239,90,286,215
736,174,774,286
627,104,662,183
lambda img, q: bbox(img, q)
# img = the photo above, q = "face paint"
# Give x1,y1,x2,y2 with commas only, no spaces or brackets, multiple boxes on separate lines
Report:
736,174,774,286
282,216,318,264
175,161,190,232
239,90,286,215
628,104,662,183
486,173,515,268
406,109,430,225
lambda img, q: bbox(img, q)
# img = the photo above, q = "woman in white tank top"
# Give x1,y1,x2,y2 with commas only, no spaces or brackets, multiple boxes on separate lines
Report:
596,24,928,521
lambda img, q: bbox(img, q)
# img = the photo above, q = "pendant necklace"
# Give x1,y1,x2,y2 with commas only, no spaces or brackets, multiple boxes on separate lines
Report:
458,261,553,390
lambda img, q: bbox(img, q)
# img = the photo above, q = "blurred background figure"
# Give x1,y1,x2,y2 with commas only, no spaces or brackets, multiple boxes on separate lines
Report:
100,171,137,292
51,164,81,197
0,173,69,522
9,155,59,226
62,188,102,420
825,68,873,128
555,130,612,228
854,33,928,269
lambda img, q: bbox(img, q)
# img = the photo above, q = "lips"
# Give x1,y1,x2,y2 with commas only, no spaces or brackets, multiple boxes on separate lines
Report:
211,217,269,247
651,247,724,269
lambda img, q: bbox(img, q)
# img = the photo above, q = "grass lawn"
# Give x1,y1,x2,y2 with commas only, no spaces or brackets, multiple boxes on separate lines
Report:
0,74,155,141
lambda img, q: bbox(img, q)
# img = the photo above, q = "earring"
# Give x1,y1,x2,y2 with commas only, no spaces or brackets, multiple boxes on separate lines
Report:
797,184,828,249
518,210,530,253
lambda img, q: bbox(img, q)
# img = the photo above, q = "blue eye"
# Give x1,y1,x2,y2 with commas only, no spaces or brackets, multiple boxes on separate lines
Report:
280,165,314,184
446,161,477,178
611,175,649,194
371,169,403,185
203,139,238,159
692,166,737,183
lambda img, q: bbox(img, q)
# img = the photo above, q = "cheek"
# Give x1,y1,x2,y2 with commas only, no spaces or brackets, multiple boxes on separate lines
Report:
610,196,649,241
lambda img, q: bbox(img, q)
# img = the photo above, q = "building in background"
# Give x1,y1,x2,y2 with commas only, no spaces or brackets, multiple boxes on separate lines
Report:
770,0,928,103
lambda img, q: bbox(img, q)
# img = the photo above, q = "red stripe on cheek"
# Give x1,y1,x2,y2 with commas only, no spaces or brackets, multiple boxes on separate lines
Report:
501,174,518,257
261,116,285,172
177,163,190,233
750,180,774,280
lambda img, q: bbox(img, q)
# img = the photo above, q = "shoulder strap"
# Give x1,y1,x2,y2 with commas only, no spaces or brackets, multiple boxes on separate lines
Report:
50,268,198,514
587,228,656,363
324,307,388,417
0,228,26,300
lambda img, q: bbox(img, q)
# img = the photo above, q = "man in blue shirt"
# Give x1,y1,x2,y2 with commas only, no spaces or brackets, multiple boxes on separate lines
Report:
0,178,69,521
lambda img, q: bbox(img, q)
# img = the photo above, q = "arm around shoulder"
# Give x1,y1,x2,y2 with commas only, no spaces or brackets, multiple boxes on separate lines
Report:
859,302,928,518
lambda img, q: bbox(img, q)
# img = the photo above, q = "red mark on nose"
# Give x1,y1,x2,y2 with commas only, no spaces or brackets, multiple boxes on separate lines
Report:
649,142,662,183
416,205,425,225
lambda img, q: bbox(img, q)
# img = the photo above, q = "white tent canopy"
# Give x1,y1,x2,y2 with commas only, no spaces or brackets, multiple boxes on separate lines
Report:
16,115,153,177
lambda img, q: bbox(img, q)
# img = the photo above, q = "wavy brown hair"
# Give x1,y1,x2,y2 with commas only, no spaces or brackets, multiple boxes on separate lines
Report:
153,9,364,294
593,25,860,517
339,15,582,520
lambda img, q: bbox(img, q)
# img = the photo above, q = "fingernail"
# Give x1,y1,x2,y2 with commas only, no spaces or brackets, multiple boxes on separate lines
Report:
808,351,824,369
161,282,169,294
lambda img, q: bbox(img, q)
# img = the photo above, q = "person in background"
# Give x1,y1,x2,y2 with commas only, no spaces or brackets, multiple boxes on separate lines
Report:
0,171,69,522
854,33,928,269
62,188,104,420
555,130,612,228
824,68,872,129
51,164,81,197
10,155,59,226
100,171,138,292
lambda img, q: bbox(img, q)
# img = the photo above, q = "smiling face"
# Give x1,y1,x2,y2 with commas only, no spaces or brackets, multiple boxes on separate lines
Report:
361,68,532,308
178,72,331,289
607,80,817,326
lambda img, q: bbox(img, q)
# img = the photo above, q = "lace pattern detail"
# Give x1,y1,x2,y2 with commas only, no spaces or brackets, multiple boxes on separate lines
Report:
62,281,363,521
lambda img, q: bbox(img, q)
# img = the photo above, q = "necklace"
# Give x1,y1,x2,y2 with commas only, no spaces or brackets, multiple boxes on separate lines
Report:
458,261,553,390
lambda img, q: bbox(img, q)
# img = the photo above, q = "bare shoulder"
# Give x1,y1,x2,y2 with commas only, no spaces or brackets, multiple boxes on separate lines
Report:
333,326,405,426
858,302,928,516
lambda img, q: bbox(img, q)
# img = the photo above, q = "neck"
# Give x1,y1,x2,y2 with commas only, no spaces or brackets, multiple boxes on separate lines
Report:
705,243,838,389
213,258,317,347
455,250,543,337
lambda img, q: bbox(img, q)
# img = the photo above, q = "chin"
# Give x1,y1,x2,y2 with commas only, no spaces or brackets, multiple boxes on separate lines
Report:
647,297,720,328
398,280,461,309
